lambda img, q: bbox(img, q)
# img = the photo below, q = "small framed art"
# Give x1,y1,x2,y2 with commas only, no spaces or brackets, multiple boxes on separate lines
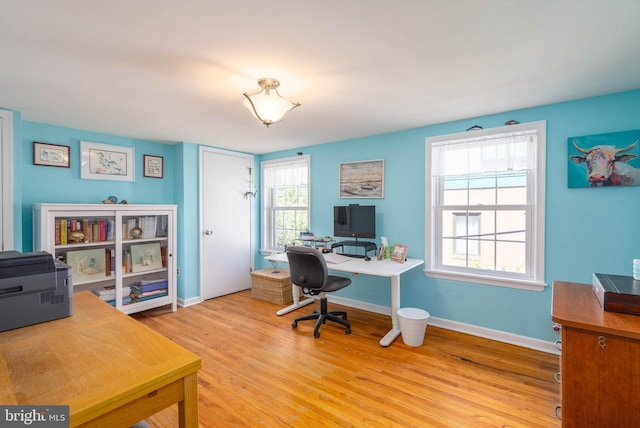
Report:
33,142,70,168
143,155,164,178
390,244,408,263
81,141,134,181
130,243,163,273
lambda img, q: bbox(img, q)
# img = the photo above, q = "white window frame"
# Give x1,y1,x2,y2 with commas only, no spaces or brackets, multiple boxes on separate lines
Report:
453,212,480,256
260,155,311,253
425,121,546,291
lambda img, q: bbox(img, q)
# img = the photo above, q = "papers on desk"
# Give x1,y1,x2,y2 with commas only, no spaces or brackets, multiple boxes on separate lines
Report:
323,253,352,264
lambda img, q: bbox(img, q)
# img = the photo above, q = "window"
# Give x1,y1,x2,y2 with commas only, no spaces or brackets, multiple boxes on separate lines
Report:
261,155,310,252
454,212,479,256
425,121,546,291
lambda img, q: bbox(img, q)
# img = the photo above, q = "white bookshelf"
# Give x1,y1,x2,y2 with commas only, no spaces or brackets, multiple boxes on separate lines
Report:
33,203,177,314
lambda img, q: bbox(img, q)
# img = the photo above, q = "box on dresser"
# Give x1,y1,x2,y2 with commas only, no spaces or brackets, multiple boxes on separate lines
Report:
592,272,640,315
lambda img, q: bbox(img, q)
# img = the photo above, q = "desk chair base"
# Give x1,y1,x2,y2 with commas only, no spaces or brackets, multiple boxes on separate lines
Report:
291,295,351,338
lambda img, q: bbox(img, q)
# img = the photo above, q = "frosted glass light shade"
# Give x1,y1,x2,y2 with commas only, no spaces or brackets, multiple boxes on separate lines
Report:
243,78,300,126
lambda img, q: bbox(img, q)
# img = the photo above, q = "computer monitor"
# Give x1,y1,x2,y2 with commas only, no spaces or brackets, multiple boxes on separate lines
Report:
333,204,376,239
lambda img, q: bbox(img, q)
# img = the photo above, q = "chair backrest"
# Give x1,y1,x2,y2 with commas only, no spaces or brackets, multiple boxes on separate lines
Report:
286,246,328,291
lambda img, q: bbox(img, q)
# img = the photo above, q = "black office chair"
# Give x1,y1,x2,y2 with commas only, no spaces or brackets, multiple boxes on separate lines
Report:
286,246,352,338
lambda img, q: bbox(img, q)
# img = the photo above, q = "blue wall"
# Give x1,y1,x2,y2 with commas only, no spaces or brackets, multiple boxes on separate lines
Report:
19,121,179,249
258,89,640,342
9,88,640,342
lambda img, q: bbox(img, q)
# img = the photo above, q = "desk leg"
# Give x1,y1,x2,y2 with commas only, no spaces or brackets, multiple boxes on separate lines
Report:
276,284,315,316
178,372,199,428
380,275,401,347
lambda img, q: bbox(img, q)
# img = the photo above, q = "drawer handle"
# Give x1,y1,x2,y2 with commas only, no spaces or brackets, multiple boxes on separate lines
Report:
555,404,562,420
599,335,606,349
554,372,561,384
554,339,562,351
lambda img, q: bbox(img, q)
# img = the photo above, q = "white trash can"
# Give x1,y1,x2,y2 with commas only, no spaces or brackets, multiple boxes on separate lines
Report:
397,307,430,346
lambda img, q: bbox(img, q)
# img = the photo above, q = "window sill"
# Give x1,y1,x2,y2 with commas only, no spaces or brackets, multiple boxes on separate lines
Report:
423,269,546,292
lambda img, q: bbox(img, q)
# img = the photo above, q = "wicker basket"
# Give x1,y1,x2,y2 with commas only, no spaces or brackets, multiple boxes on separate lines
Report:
250,269,292,304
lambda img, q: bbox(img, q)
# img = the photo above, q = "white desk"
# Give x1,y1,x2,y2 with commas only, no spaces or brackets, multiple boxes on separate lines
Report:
266,252,424,347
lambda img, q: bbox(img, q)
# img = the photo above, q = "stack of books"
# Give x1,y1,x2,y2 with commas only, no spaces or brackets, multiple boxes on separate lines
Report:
56,218,116,244
130,279,168,303
92,285,132,306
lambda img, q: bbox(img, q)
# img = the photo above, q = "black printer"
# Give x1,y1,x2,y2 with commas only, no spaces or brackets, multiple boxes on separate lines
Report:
0,250,72,332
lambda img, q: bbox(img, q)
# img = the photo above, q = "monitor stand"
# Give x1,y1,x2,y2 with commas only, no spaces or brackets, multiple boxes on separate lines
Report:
331,240,377,258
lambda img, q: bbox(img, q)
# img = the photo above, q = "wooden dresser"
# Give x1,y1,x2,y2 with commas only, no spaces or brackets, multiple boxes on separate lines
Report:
552,281,640,426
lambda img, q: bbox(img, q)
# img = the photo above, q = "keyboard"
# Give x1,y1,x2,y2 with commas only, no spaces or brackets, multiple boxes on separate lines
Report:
323,253,353,264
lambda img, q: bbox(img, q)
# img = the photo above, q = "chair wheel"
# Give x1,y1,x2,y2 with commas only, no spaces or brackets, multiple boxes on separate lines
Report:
345,327,351,334
292,321,298,328
314,331,320,338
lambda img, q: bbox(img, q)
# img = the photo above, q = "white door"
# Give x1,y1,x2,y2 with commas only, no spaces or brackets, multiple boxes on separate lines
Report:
200,147,254,300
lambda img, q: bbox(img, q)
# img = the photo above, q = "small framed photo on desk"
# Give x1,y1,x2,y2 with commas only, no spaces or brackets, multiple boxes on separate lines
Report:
391,244,408,263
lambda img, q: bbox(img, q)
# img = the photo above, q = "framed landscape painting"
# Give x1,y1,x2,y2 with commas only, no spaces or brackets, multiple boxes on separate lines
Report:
339,159,384,198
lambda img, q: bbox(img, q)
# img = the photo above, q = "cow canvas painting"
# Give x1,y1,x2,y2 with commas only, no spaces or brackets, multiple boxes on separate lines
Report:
568,130,640,188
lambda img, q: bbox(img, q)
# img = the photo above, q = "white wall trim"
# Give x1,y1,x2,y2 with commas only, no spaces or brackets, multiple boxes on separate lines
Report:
0,109,13,251
328,295,559,355
179,296,203,308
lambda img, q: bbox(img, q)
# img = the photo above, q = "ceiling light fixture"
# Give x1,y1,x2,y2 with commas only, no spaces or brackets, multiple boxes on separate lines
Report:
242,78,301,127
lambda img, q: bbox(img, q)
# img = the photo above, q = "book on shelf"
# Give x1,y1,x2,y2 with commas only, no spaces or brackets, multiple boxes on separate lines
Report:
92,285,131,301
136,278,168,286
161,247,167,268
130,290,168,302
131,280,168,293
82,219,90,241
592,273,640,315
60,219,67,244
92,285,116,297
131,288,167,297
105,296,132,307
55,219,61,245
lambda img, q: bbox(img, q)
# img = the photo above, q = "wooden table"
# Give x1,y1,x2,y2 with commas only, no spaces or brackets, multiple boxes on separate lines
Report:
0,291,201,427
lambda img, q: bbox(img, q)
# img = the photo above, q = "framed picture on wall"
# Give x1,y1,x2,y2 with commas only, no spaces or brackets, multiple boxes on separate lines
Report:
81,141,135,182
339,159,384,198
33,142,70,168
568,129,640,188
143,155,164,178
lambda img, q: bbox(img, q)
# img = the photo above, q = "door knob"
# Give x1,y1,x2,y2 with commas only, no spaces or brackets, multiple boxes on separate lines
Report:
204,230,213,235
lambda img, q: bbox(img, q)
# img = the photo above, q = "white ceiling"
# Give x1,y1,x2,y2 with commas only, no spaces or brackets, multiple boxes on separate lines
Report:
2,1,640,154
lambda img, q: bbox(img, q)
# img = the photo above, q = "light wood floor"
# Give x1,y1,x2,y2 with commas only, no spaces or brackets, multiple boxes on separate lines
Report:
133,290,561,427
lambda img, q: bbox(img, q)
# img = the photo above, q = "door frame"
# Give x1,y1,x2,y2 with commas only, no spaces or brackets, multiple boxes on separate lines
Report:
198,146,255,300
0,109,14,251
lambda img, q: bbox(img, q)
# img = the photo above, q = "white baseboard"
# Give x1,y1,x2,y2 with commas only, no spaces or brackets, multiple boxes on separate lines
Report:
328,295,560,355
179,296,202,308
